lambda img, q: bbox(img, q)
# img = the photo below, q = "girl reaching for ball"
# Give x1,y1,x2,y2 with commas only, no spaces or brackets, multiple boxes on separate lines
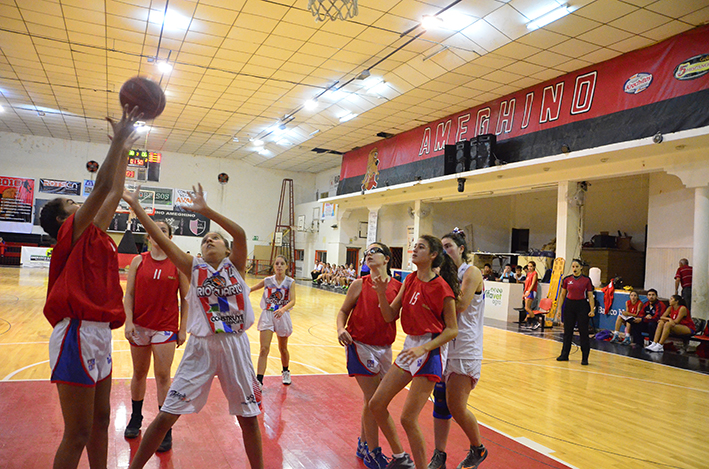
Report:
123,184,263,469
251,255,297,387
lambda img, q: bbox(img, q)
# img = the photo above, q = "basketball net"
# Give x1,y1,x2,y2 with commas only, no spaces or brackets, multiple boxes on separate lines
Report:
307,0,358,21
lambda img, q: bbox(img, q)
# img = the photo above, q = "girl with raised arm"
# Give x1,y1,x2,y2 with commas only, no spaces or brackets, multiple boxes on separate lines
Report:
123,184,263,469
39,105,141,469
369,235,459,469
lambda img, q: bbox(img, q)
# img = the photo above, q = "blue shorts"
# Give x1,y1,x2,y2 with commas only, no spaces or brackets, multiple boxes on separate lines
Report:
49,318,113,387
525,291,536,300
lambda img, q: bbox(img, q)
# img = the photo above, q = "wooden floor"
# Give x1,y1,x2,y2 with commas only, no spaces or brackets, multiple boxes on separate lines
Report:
1,266,708,469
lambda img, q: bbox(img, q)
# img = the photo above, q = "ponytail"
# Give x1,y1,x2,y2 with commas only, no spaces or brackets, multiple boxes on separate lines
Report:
421,234,460,299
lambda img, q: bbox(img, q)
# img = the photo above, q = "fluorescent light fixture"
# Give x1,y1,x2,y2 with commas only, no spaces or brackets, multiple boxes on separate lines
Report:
527,4,572,30
339,113,357,123
304,99,318,110
258,148,270,156
149,9,190,30
309,129,320,136
0,104,3,112
421,15,444,30
276,139,291,146
157,61,172,73
252,139,264,146
363,77,383,90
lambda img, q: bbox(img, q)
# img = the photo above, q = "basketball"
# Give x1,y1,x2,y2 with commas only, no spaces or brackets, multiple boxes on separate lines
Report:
119,76,166,120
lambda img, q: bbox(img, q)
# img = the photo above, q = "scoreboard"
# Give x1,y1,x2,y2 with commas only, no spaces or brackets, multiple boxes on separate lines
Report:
126,150,161,182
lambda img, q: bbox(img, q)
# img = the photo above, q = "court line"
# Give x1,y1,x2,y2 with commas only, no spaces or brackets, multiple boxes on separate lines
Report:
2,360,49,381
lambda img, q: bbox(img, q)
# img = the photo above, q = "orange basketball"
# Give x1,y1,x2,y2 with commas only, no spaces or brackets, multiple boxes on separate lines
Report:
119,76,166,120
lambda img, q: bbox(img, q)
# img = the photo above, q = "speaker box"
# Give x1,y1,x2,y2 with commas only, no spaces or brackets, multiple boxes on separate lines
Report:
444,141,471,175
470,134,498,169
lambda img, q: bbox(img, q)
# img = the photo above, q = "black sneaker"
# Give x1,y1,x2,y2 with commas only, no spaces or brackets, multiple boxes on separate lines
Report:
156,429,172,453
456,445,488,469
123,415,142,439
427,448,447,469
386,453,415,469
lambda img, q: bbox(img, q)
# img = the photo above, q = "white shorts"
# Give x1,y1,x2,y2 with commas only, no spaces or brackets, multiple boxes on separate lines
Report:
394,334,447,382
49,318,113,386
346,341,392,376
257,309,293,337
161,333,261,417
130,324,177,346
443,358,481,389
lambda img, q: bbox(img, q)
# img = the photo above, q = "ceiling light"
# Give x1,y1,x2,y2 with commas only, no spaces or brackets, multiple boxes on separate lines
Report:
157,61,172,74
309,129,320,136
258,148,270,156
363,77,383,90
339,113,357,123
232,137,239,142
148,9,190,30
0,105,3,112
527,4,572,30
252,139,264,146
421,15,444,30
277,139,291,146
304,99,318,110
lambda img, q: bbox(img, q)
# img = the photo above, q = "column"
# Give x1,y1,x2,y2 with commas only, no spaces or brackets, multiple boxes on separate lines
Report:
411,200,433,241
692,186,709,320
556,181,583,275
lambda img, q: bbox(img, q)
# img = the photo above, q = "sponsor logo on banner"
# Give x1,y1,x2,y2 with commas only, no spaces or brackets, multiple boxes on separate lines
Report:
674,53,709,80
83,179,94,196
0,176,34,224
189,218,207,236
39,178,81,195
623,73,653,94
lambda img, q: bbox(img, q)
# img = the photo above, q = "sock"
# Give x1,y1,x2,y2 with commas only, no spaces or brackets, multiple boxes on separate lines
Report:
130,399,143,420
612,331,619,337
282,367,289,373
257,374,264,384
392,452,405,459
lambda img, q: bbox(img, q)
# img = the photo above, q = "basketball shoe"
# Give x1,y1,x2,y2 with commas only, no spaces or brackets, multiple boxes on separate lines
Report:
282,370,292,385
457,445,488,469
427,448,447,469
364,447,390,469
356,437,369,459
386,453,415,468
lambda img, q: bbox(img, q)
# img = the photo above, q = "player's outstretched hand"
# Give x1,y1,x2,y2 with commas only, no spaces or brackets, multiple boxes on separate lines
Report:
107,104,142,144
371,274,389,295
185,183,208,213
122,185,142,209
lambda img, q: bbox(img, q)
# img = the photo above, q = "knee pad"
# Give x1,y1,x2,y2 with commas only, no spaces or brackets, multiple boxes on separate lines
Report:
432,382,451,420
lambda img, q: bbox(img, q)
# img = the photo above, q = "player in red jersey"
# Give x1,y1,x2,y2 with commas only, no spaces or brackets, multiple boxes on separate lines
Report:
39,105,141,469
123,184,263,469
337,242,402,468
369,235,459,469
523,261,540,329
123,220,189,451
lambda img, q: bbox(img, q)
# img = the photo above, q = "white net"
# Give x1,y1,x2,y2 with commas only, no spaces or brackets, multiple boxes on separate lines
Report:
307,0,358,21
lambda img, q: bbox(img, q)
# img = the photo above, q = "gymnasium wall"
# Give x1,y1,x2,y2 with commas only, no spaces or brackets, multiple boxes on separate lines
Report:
0,131,317,254
645,172,695,297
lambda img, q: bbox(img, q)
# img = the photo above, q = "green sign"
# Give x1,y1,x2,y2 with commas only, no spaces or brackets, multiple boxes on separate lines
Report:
141,186,173,207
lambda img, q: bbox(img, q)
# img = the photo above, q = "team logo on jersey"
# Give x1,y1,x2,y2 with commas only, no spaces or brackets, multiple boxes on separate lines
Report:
87,358,96,371
367,359,375,369
196,275,243,298
267,289,286,306
361,148,380,191
169,390,188,401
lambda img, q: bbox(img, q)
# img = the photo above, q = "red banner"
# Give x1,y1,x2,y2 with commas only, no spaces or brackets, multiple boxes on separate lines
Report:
339,25,709,188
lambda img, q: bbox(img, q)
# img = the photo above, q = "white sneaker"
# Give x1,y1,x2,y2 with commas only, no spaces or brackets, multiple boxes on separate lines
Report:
645,342,656,350
282,370,292,385
652,342,665,352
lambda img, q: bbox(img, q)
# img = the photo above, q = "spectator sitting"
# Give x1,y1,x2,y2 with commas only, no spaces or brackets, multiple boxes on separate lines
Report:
674,258,692,309
610,290,642,345
646,295,695,352
514,265,526,282
311,260,323,281
482,263,497,282
498,263,515,283
629,288,665,347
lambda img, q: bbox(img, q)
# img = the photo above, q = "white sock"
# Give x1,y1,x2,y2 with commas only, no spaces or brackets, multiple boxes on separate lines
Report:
392,452,405,459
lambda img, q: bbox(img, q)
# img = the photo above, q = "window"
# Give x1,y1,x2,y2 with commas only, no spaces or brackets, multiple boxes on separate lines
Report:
295,249,304,261
390,247,403,269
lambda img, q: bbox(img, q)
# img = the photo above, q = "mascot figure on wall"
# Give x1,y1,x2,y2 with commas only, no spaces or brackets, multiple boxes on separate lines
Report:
361,148,380,192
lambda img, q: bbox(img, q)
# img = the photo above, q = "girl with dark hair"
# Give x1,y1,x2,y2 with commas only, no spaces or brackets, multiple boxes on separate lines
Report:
251,255,297,386
522,260,539,328
123,221,189,452
40,105,140,469
428,230,487,469
556,259,595,365
369,235,459,469
336,242,402,468
123,184,263,469
646,295,695,352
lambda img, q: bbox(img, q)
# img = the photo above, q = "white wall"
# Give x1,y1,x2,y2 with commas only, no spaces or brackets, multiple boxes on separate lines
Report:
645,171,694,297
0,132,316,254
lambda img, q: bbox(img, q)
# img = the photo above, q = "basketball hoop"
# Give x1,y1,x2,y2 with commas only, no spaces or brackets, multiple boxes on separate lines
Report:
307,0,358,22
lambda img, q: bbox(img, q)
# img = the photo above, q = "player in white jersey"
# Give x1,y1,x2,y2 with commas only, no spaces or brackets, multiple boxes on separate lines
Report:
428,229,488,469
251,255,296,386
123,184,263,469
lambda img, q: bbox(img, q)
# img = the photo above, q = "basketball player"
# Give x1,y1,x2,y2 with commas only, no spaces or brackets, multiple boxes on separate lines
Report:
123,184,263,469
336,242,402,469
523,261,539,329
39,105,141,469
428,230,488,469
123,220,189,452
369,235,459,469
251,255,296,386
